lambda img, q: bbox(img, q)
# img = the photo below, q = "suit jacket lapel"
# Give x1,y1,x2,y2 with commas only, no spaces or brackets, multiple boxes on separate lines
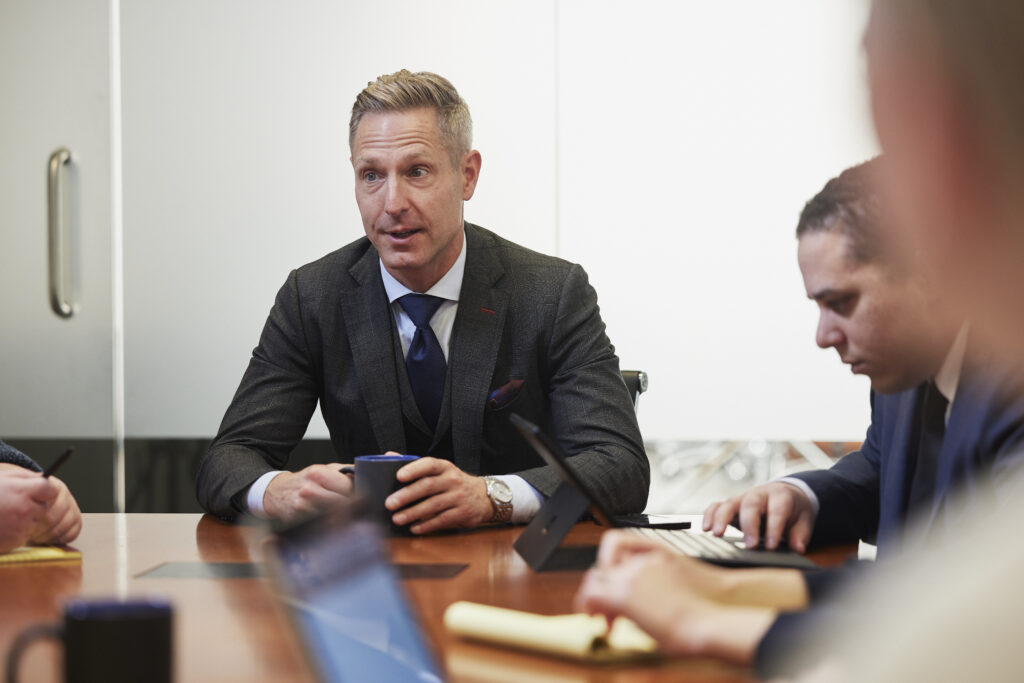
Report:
340,247,407,453
446,225,508,473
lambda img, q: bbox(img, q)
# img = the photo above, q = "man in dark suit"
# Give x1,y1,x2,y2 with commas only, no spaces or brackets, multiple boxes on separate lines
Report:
196,70,649,529
700,158,1009,556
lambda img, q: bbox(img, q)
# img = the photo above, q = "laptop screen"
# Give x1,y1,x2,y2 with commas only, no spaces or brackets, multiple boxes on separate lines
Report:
269,513,444,683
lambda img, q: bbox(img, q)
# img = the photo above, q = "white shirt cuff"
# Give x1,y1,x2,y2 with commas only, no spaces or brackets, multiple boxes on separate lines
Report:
493,474,544,524
246,470,285,518
777,476,821,517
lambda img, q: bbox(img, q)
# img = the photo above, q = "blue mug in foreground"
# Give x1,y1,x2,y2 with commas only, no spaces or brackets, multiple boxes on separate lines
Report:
340,455,420,534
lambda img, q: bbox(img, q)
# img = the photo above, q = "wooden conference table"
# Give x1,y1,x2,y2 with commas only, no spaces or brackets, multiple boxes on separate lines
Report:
0,514,853,682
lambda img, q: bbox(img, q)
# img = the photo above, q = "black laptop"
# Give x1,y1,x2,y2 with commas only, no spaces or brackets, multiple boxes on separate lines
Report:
510,413,817,571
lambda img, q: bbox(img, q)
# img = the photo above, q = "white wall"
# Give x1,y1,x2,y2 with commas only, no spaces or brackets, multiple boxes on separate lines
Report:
121,0,557,437
121,0,878,440
556,1,878,440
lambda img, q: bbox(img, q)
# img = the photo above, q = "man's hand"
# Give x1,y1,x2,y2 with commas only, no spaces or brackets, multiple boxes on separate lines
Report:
702,482,816,553
29,476,82,546
263,463,353,523
385,457,492,535
573,530,776,665
0,465,59,553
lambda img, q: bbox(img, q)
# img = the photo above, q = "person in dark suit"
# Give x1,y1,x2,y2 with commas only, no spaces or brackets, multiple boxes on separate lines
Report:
572,158,1024,673
702,158,990,556
0,440,82,552
195,70,648,529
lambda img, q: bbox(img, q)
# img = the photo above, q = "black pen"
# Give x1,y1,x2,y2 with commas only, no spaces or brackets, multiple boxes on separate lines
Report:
43,448,75,478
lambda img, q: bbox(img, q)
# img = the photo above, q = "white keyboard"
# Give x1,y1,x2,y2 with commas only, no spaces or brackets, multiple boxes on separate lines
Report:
628,526,818,569
630,527,744,560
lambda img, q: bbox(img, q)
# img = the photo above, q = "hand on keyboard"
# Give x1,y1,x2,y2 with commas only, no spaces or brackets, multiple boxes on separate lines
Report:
702,482,816,553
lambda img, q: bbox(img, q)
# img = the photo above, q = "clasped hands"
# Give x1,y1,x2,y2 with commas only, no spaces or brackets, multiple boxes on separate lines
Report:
263,455,493,533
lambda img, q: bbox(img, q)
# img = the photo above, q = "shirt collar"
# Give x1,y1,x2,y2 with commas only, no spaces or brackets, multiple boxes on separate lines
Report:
934,322,970,404
379,229,467,304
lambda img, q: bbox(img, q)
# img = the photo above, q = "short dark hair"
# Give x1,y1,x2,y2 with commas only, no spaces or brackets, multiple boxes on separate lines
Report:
796,158,885,264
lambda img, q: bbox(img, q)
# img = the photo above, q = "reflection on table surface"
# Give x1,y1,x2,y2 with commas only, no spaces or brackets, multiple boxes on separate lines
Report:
0,514,852,682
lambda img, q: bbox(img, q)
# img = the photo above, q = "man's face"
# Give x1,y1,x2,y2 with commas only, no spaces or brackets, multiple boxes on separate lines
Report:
798,229,943,394
351,107,481,292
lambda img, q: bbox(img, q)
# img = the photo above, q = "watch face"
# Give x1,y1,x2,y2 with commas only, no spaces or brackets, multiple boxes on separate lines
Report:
488,478,513,504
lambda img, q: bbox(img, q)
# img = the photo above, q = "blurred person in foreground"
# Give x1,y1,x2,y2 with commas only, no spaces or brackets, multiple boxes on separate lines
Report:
804,1,1024,680
578,0,1024,678
0,440,82,553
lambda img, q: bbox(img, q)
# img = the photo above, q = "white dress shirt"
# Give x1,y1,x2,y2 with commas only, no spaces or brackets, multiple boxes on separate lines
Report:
780,323,970,517
247,230,544,522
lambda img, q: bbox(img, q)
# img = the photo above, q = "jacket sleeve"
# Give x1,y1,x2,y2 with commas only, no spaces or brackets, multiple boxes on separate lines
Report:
792,391,884,546
514,264,650,514
0,441,42,472
755,561,870,677
195,270,320,519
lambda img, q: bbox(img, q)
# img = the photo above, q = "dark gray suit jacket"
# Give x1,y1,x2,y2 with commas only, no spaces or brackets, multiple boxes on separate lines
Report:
0,441,41,471
196,223,649,519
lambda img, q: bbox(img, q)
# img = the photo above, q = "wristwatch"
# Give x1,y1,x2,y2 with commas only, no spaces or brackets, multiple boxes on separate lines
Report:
483,476,514,524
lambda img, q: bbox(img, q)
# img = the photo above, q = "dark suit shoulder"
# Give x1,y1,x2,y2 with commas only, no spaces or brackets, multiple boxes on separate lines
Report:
289,237,376,289
464,222,584,299
466,222,573,269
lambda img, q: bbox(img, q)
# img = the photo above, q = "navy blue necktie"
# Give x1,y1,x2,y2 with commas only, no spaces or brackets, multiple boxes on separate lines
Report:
398,294,447,431
908,380,949,515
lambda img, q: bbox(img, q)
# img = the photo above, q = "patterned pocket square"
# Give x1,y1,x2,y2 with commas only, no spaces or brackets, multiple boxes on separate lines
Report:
487,379,524,411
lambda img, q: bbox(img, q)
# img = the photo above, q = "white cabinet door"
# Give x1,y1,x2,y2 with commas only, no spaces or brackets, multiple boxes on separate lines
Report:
0,0,115,438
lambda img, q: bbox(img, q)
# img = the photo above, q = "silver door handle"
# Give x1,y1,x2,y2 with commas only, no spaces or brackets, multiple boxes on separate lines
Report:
48,147,75,318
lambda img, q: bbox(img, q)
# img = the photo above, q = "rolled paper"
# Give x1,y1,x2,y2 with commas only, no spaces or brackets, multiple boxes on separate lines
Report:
443,601,658,663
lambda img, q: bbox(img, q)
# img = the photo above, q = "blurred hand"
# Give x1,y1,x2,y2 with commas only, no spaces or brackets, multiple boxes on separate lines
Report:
574,529,782,665
574,532,737,659
263,463,353,523
592,529,744,602
0,465,59,552
29,475,82,546
386,457,492,535
702,482,816,553
575,546,689,629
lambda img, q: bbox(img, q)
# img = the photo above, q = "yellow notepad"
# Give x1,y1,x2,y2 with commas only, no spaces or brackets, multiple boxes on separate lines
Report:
443,601,659,663
0,546,82,565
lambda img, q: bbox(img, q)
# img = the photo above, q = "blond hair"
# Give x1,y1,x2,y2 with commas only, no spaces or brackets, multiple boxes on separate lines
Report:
349,70,472,164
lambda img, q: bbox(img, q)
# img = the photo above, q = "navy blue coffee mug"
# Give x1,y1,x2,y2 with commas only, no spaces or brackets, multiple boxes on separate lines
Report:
6,596,173,683
340,454,419,534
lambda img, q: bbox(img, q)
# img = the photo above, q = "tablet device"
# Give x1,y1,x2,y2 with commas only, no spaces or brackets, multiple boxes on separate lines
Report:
509,414,816,572
509,413,689,529
265,506,444,683
509,414,688,571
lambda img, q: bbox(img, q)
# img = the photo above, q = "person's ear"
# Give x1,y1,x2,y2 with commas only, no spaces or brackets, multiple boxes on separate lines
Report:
460,150,482,201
